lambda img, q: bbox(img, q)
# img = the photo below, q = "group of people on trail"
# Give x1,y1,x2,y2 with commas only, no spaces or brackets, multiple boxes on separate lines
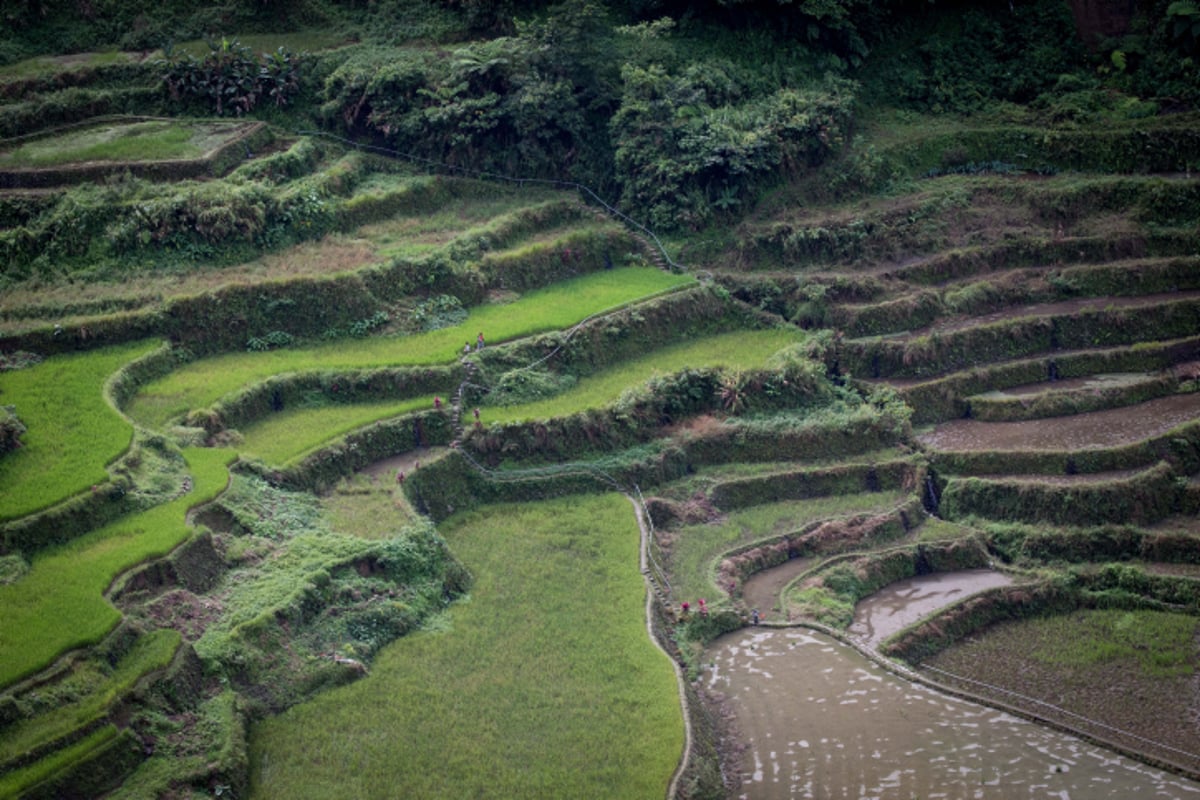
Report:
462,331,485,356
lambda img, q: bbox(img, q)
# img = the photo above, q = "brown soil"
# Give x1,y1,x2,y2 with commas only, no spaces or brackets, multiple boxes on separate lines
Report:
917,391,1200,452
879,290,1200,342
921,616,1200,776
358,446,446,482
987,371,1157,397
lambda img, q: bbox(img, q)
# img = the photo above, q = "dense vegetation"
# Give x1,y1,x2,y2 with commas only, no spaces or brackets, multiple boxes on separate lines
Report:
2,0,1199,796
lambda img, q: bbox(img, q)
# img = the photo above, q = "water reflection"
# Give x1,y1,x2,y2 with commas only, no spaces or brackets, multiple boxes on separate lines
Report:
847,569,1014,650
705,628,1200,800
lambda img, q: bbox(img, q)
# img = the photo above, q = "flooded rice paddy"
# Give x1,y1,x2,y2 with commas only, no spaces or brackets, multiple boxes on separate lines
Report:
847,569,1014,650
707,570,1200,798
706,628,1200,799
918,392,1200,452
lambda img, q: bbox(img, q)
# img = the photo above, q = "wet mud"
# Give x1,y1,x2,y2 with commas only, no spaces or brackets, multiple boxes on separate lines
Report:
989,372,1151,398
918,392,1200,452
357,446,445,481
846,569,1014,650
705,627,1200,800
741,557,816,622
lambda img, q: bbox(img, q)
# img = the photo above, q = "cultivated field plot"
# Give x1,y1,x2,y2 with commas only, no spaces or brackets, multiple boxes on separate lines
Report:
0,119,247,168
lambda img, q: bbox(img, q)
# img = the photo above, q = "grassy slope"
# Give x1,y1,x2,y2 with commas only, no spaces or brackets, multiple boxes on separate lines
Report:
237,396,434,465
0,447,232,689
0,340,161,521
128,267,694,427
241,328,803,465
249,493,682,799
485,328,804,423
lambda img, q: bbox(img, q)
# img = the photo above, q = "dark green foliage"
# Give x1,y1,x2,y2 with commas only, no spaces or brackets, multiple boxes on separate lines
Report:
411,295,467,332
611,66,855,229
709,457,920,511
0,406,26,455
160,39,303,117
486,367,578,405
940,461,1182,527
863,0,1089,113
981,519,1200,566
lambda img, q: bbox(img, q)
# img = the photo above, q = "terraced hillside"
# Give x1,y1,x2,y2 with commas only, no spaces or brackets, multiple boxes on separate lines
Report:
681,131,1200,785
2,22,1200,800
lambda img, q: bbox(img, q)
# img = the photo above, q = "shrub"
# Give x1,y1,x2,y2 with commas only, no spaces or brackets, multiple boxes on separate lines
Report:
161,38,302,117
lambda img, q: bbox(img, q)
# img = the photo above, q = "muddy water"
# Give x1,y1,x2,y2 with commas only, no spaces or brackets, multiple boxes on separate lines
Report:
741,557,815,622
706,628,1200,800
918,392,1200,452
847,569,1014,650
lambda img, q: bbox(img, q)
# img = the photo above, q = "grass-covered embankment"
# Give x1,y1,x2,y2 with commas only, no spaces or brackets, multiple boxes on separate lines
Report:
248,493,683,799
483,328,804,423
0,447,231,689
127,267,693,428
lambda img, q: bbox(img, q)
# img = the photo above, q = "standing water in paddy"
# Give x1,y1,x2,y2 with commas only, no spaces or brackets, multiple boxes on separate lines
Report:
705,628,1200,800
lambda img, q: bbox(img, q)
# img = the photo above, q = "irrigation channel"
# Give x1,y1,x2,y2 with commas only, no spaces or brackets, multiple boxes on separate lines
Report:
708,570,1200,799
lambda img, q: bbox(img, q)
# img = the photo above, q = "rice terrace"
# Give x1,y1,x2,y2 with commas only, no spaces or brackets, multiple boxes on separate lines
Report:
1,0,1200,798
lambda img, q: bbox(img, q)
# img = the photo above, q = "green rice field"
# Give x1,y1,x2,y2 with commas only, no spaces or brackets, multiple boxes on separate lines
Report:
0,339,161,521
248,493,683,799
128,268,694,428
0,448,232,688
237,397,434,465
484,328,805,423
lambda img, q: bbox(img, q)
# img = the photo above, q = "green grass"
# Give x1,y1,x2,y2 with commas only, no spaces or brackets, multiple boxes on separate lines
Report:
360,192,568,260
248,493,683,799
0,340,161,522
322,473,420,539
0,448,232,690
0,629,180,766
237,397,434,466
0,724,119,799
482,328,804,423
0,121,240,168
1028,609,1199,678
128,267,694,428
670,491,911,604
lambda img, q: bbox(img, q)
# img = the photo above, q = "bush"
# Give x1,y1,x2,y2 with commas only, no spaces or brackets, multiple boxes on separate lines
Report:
161,39,302,116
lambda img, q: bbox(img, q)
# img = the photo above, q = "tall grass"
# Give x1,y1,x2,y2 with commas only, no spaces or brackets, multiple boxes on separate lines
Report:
0,448,231,689
484,328,804,423
670,491,911,604
0,340,161,522
237,397,433,465
249,493,682,799
129,267,694,428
